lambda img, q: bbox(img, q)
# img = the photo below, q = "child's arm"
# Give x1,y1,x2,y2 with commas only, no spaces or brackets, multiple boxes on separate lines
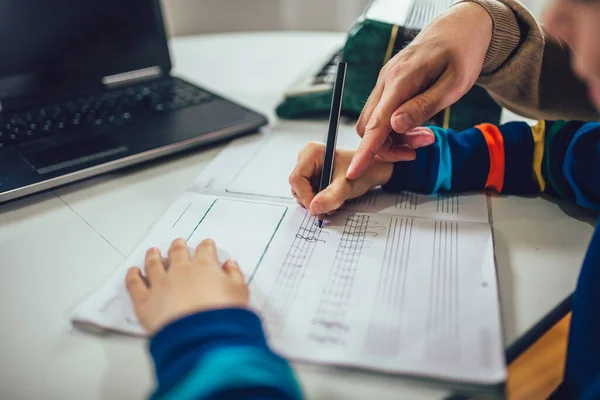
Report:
383,121,600,211
289,121,600,215
149,309,301,400
125,239,302,400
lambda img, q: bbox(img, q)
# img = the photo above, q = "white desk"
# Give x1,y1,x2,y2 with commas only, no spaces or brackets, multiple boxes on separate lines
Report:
0,33,596,400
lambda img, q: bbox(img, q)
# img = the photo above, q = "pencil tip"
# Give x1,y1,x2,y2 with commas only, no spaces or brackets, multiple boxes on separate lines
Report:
318,220,323,228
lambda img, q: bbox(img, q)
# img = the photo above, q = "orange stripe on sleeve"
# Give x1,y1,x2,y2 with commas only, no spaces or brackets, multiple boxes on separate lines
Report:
476,123,505,193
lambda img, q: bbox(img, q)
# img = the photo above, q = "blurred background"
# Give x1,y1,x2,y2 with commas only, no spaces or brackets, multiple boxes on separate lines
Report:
161,0,550,36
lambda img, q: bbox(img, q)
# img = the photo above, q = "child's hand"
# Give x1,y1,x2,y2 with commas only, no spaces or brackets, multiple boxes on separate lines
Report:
289,142,394,216
125,238,248,335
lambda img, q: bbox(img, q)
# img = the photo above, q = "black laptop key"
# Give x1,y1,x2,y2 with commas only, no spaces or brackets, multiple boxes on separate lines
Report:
0,78,214,148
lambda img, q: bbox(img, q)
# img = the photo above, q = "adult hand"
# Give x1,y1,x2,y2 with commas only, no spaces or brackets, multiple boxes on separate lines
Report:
289,142,394,215
347,2,493,179
125,238,248,335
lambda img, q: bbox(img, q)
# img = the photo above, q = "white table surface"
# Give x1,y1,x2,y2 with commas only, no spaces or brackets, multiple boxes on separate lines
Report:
0,32,597,400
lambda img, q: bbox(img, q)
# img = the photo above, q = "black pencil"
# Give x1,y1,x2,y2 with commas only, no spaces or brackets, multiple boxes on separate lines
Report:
317,61,347,228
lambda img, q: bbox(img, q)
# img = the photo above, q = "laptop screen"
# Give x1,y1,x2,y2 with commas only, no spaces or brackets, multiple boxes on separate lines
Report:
0,0,171,100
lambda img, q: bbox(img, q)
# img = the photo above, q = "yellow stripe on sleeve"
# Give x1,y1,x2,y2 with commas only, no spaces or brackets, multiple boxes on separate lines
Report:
531,120,546,191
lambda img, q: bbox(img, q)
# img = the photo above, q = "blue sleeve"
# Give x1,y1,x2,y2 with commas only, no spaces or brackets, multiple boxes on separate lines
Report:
382,122,536,195
563,122,600,211
149,308,302,400
381,121,600,212
552,222,600,400
582,377,600,400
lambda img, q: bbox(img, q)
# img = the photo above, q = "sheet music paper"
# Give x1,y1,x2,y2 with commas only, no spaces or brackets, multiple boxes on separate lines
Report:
72,126,505,386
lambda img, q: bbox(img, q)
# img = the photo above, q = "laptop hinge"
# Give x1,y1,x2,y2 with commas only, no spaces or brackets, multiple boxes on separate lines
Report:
102,66,163,88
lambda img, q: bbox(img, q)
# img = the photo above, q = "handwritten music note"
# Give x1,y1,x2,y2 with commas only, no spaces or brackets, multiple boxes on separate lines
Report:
260,211,325,337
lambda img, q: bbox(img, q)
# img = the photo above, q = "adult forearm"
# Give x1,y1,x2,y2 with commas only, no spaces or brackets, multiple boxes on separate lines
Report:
456,0,599,121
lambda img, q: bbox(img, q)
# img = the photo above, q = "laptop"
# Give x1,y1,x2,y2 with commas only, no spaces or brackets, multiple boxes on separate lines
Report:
0,0,268,204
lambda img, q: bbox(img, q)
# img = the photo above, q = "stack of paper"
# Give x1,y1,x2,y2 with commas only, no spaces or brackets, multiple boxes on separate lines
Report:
72,124,505,386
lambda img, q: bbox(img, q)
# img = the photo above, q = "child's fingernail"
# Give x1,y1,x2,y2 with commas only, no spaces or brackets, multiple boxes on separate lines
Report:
414,134,435,148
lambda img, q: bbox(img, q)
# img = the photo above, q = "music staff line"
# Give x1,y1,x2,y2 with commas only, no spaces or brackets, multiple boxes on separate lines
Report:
263,211,324,338
309,214,370,343
393,192,461,216
426,220,461,361
365,217,414,357
395,192,418,210
437,193,460,215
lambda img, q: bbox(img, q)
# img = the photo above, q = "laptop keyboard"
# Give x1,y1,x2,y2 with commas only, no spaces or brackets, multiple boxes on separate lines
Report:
0,78,214,148
313,49,343,86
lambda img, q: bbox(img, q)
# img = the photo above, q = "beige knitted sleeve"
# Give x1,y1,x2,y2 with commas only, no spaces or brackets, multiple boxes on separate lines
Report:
453,0,598,121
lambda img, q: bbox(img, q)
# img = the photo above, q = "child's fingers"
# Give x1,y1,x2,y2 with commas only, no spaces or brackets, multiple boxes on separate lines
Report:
373,136,416,162
403,127,435,143
194,238,218,265
395,127,435,149
145,247,166,284
294,196,306,208
125,267,149,304
168,238,191,265
310,179,353,215
223,260,245,286
289,169,316,209
291,188,307,206
370,128,432,162
289,142,324,208
381,144,417,161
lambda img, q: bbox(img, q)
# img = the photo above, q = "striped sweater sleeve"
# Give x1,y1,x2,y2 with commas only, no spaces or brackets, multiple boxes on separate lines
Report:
382,121,600,211
148,308,302,400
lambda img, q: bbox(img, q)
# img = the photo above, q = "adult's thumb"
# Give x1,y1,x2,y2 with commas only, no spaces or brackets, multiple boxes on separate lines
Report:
390,72,461,133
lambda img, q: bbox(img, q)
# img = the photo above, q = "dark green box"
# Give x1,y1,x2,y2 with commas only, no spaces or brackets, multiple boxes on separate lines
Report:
276,0,501,131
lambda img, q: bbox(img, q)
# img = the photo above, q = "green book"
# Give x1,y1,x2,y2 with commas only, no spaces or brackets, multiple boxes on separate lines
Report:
276,0,501,131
